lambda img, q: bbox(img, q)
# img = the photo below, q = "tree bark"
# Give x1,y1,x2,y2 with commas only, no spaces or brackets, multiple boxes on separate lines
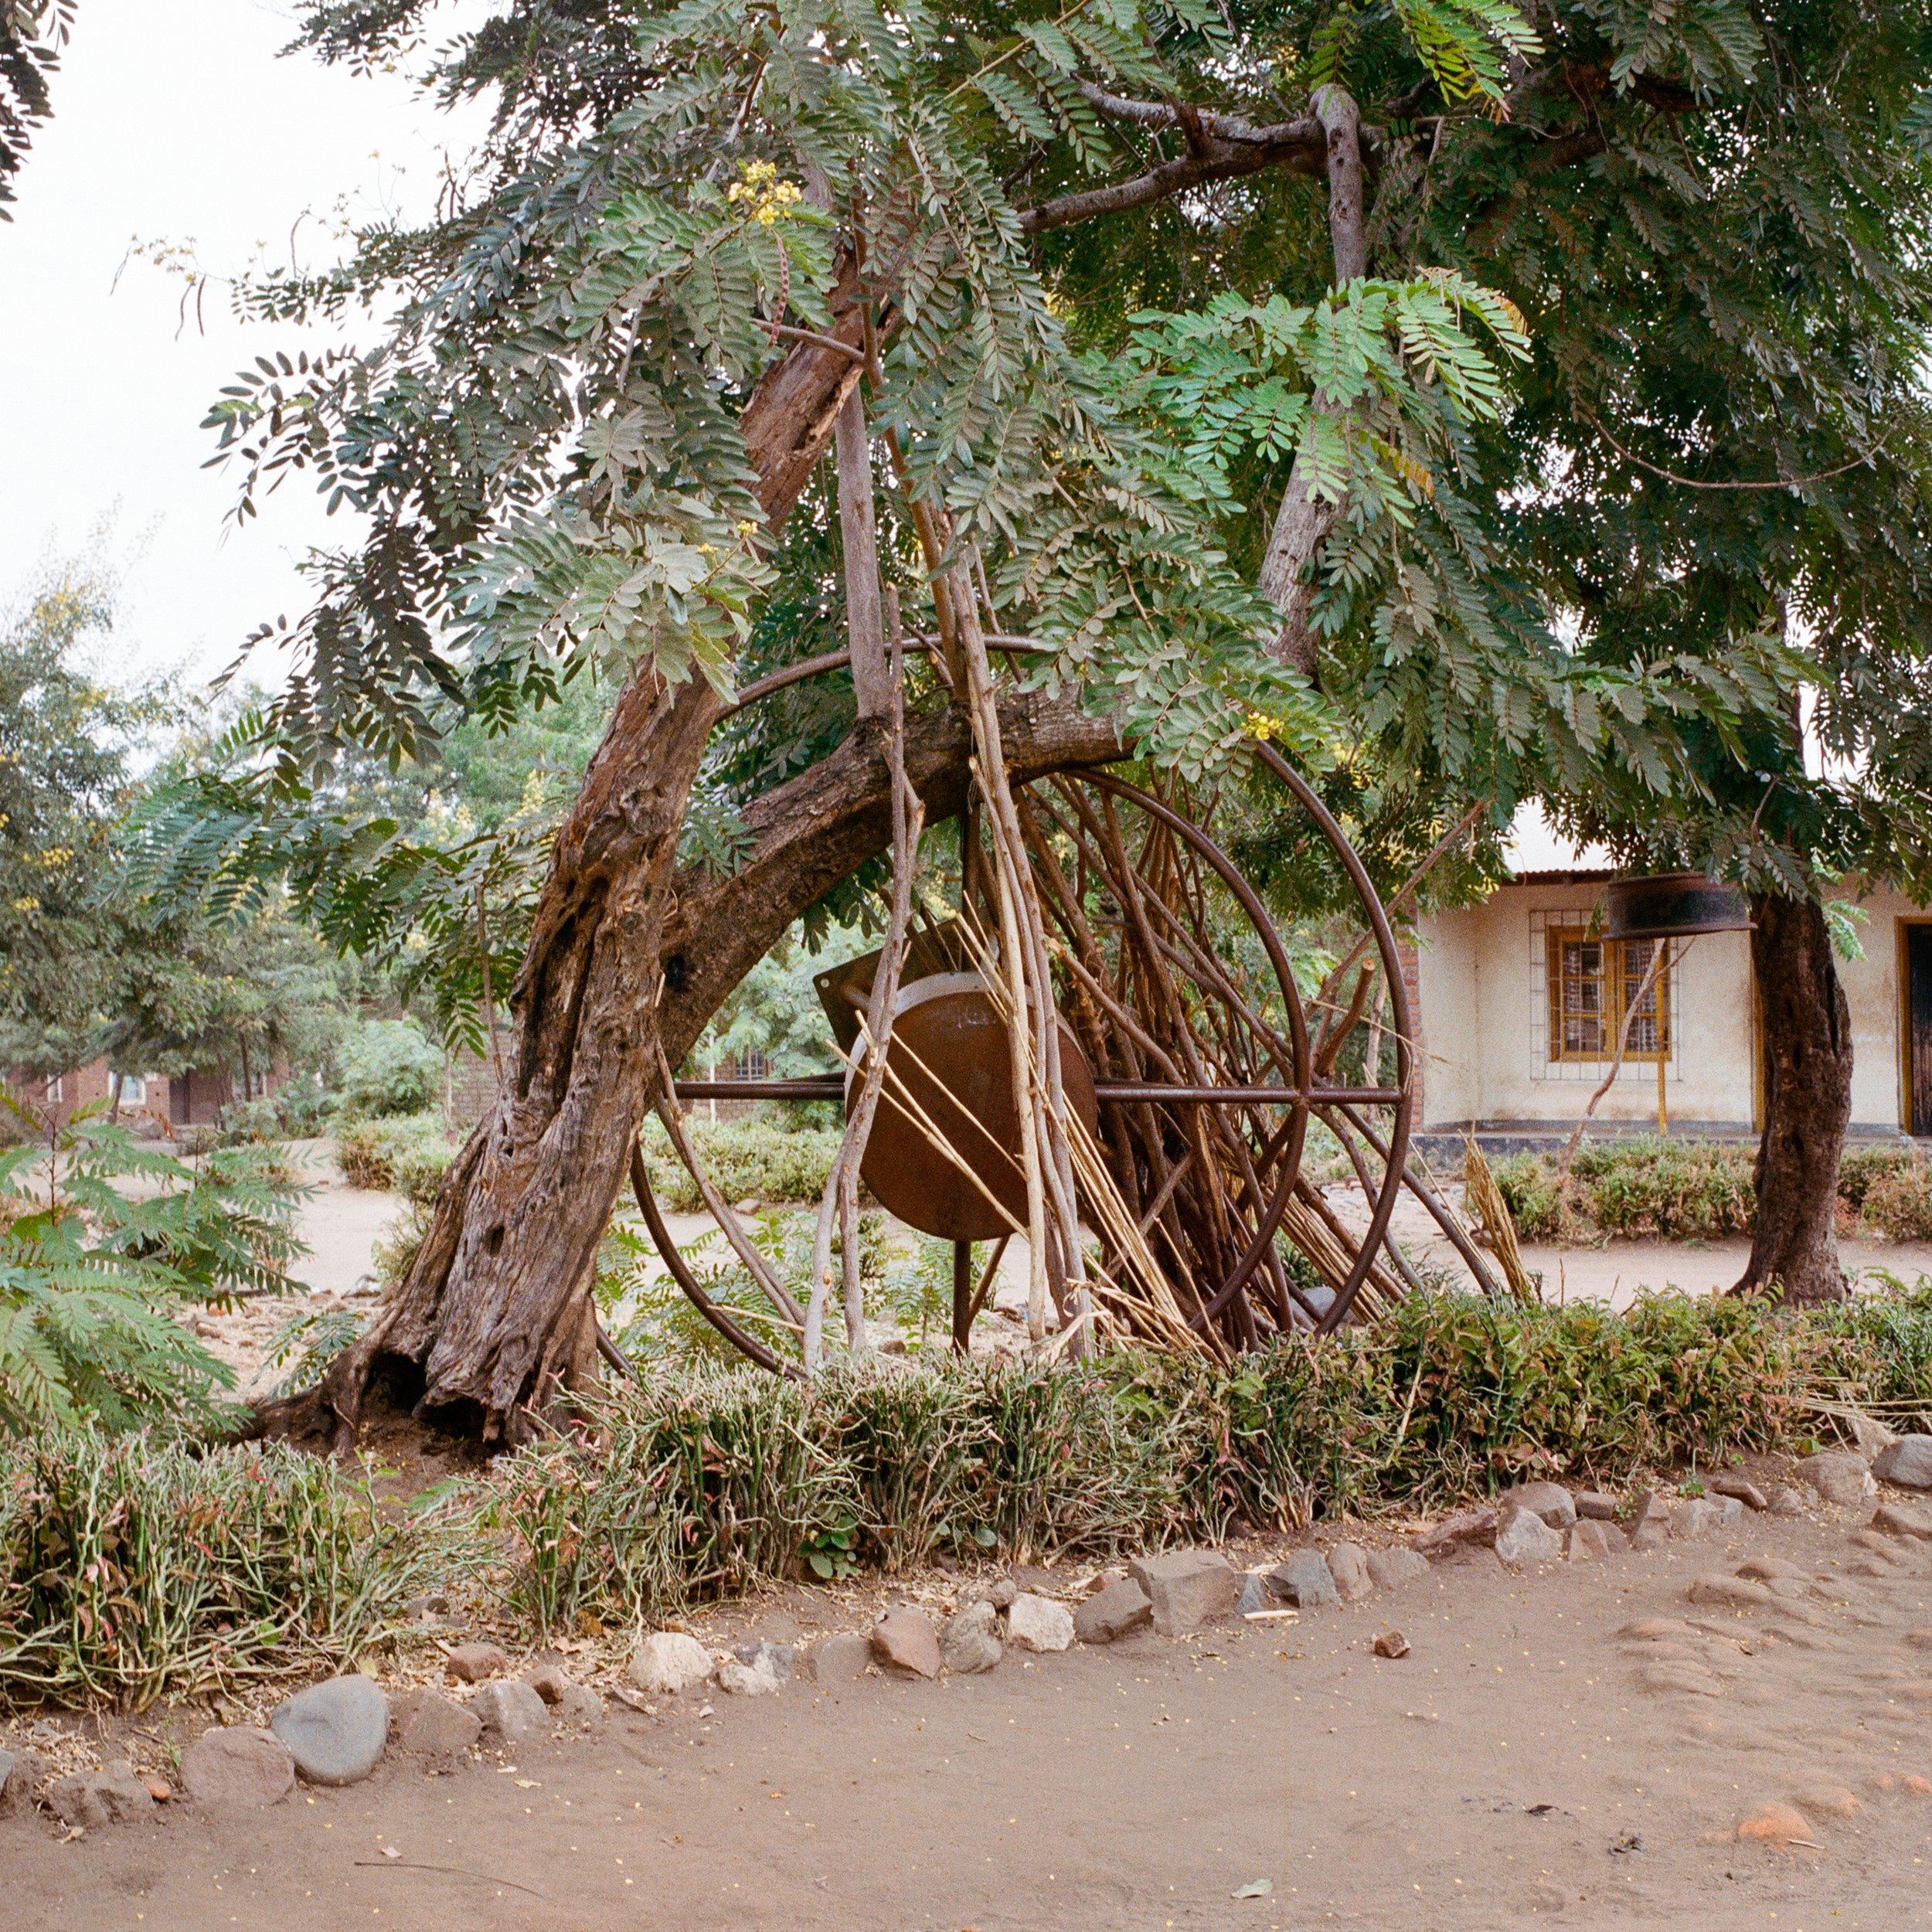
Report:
261,277,889,1449
1257,83,1368,679
1733,893,1852,1306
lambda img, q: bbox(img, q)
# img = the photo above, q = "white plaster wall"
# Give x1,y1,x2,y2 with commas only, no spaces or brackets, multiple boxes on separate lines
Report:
1843,886,1919,1131
1418,880,1929,1132
1413,913,1478,1124
1418,883,1754,1128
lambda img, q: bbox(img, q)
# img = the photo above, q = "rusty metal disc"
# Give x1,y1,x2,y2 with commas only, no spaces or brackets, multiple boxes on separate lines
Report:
849,972,1099,1243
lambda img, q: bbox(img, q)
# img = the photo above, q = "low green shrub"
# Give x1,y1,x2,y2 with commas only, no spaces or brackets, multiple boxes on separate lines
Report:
336,1111,457,1202
1836,1145,1913,1213
1861,1161,1932,1242
489,1283,1932,1630
0,1432,471,1706
1488,1137,1930,1245
1567,1137,1756,1240
1491,1154,1566,1240
637,1116,842,1212
334,1019,444,1121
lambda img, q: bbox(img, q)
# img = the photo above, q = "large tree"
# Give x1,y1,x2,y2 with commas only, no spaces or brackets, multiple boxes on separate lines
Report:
145,0,1921,1444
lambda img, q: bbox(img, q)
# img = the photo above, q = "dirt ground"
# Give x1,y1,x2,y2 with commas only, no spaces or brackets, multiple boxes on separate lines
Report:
12,1478,1932,1932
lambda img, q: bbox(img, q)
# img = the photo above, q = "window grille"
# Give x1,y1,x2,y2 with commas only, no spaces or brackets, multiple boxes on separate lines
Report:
1530,911,1679,1083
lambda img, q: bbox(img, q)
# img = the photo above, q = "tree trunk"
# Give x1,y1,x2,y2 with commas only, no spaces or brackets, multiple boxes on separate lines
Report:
1257,83,1367,679
260,330,1128,1457
1733,893,1852,1306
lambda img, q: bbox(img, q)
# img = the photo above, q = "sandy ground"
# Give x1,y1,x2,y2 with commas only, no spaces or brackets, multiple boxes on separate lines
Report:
12,1478,1932,1930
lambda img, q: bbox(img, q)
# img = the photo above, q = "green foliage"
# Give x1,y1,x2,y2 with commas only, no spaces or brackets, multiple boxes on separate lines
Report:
1492,1138,1932,1245
0,1430,470,1706
635,1116,842,1214
492,1282,1932,1624
335,1111,455,1202
1861,1161,1932,1243
333,1018,443,1120
0,1107,308,1437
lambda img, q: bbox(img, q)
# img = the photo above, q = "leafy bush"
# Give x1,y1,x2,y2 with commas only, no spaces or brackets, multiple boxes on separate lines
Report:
1566,1137,1756,1240
1836,1145,1912,1213
0,1109,308,1437
638,1116,842,1211
334,1019,444,1120
0,1431,470,1706
336,1111,456,1202
1492,1138,1931,1245
493,1283,1932,1628
1490,1154,1566,1240
1862,1160,1932,1242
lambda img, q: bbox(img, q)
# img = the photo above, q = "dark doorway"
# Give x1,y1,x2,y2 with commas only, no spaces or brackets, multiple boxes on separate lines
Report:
1908,924,1932,1136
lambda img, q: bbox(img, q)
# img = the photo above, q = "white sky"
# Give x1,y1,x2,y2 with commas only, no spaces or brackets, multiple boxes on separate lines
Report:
0,0,485,684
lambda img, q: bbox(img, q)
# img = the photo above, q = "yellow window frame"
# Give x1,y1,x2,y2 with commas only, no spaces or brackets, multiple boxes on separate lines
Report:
1546,927,1671,1064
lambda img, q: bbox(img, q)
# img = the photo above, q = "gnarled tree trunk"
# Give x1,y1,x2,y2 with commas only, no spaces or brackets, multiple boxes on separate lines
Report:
1733,893,1852,1306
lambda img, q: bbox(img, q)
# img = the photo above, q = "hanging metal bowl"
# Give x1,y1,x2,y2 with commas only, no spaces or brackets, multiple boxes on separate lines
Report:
1601,872,1751,940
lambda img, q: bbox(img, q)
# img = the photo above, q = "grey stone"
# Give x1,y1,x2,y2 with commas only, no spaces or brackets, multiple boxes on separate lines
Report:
1876,1501,1932,1541
940,1600,1003,1675
1417,1507,1498,1556
556,1685,605,1730
1234,1572,1269,1617
1365,1546,1432,1591
1005,1593,1074,1652
719,1641,796,1696
629,1631,713,1696
1874,1436,1932,1490
444,1641,509,1684
1707,1473,1768,1511
804,1633,874,1683
1128,1548,1242,1635
1767,1485,1806,1516
1267,1549,1341,1610
736,1640,796,1682
1499,1481,1577,1529
469,1679,549,1747
1495,1505,1565,1567
1325,1543,1372,1603
1670,1498,1723,1542
872,1610,942,1679
388,1688,481,1762
180,1727,296,1809
1567,1520,1617,1560
1799,1451,1876,1507
1073,1578,1153,1645
0,1747,46,1817
525,1662,573,1706
270,1675,390,1787
50,1760,153,1830
1573,1490,1619,1521
1627,1517,1667,1552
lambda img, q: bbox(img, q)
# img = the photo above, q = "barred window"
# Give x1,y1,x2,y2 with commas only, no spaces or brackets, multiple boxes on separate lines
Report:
1547,929,1669,1063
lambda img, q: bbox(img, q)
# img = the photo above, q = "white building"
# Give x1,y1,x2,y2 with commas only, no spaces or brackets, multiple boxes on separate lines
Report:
1410,828,1932,1143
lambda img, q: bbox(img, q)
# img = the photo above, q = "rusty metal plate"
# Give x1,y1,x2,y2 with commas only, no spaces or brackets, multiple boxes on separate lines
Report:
814,921,972,1056
852,974,1099,1243
1602,872,1751,940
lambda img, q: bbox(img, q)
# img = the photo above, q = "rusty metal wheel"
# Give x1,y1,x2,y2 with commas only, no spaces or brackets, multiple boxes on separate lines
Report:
640,649,1442,1362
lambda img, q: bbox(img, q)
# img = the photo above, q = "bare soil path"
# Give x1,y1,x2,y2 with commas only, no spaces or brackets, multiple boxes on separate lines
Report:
11,1501,1932,1930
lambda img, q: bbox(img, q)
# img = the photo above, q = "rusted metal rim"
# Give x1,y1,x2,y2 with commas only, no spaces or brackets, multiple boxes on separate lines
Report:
1066,767,1315,1325
1251,743,1416,1335
628,1144,802,1379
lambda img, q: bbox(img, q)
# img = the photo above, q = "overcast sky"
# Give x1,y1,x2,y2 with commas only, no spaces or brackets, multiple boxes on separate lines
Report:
1,0,484,684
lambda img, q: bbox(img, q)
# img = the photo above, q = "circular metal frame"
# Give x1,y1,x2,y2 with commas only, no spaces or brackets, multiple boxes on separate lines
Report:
640,647,1422,1355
